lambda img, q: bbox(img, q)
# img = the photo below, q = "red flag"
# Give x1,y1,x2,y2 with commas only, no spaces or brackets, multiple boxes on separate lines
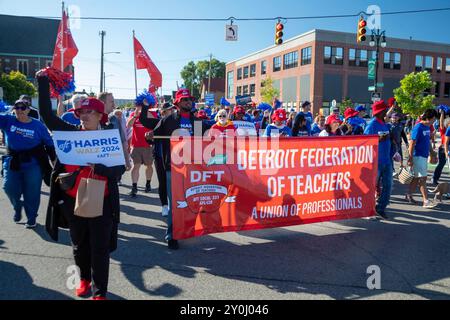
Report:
133,36,162,88
52,11,78,71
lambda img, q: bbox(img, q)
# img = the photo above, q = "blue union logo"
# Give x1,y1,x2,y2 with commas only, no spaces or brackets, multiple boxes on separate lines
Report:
57,140,72,153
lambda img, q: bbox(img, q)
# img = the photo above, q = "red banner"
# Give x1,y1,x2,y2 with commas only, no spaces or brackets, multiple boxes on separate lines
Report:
52,11,78,71
171,136,379,240
133,36,162,88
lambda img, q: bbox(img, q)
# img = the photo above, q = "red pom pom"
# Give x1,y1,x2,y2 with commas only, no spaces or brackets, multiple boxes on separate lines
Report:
38,67,75,98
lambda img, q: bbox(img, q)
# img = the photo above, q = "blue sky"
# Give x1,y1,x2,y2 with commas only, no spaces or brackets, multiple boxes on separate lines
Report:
2,0,450,99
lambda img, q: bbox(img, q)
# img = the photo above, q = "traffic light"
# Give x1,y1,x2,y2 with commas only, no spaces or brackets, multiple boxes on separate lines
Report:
357,17,367,43
275,22,284,45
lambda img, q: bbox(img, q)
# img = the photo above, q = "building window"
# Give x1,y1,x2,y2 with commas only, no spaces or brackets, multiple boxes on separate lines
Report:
349,49,368,67
227,71,234,99
283,51,298,70
437,57,443,73
384,52,401,70
243,66,249,79
446,58,450,73
237,68,242,80
301,47,312,65
415,55,423,71
243,85,249,95
273,56,281,72
261,61,267,75
17,59,29,76
435,82,440,98
425,56,433,72
250,64,256,77
250,84,256,96
444,83,450,98
324,46,343,65
236,86,242,96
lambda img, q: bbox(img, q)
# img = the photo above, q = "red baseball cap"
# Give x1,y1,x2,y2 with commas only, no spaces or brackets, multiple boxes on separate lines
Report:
74,98,108,124
326,114,343,125
372,100,389,116
233,106,245,114
197,110,209,120
272,109,287,122
344,108,359,120
174,89,194,105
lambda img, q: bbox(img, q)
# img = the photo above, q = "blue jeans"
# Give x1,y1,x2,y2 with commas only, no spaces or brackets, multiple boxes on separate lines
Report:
165,171,173,241
376,163,393,214
2,162,42,222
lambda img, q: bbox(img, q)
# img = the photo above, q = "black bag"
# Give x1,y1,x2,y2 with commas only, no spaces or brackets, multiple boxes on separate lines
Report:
56,169,80,191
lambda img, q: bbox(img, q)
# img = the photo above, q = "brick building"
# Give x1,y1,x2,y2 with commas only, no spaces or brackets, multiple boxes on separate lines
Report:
200,78,225,104
225,29,450,116
0,14,59,85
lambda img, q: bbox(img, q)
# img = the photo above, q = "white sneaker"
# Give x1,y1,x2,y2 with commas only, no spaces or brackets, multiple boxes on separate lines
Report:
162,205,169,217
423,200,437,209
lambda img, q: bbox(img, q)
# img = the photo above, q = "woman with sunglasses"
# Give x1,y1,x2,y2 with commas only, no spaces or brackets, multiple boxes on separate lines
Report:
0,99,55,228
209,109,236,138
36,71,126,300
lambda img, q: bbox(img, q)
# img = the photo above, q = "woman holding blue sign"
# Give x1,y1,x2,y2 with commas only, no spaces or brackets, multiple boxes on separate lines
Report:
0,99,55,228
36,69,125,300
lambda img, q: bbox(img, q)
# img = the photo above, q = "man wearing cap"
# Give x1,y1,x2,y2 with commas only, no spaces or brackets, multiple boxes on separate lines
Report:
19,94,40,119
139,88,210,250
58,94,88,126
407,109,438,208
342,108,364,135
355,105,368,130
263,109,292,137
364,100,393,219
319,114,343,137
232,106,257,136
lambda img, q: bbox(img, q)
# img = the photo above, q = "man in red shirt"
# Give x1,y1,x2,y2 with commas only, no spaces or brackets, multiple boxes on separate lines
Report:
127,105,154,197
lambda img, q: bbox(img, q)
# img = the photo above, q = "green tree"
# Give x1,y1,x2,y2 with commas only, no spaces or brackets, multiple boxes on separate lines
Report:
340,97,353,113
260,77,280,104
393,71,435,118
180,58,226,100
0,71,36,104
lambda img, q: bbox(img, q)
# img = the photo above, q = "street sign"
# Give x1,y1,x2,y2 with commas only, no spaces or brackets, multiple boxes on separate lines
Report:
368,86,376,91
376,83,384,88
368,59,376,80
331,100,337,108
226,24,238,41
371,92,381,102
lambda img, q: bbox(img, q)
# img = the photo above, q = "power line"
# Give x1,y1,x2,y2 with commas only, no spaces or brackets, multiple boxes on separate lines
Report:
26,7,450,22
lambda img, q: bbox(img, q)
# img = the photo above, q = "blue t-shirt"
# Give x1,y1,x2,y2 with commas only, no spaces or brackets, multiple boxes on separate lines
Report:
179,116,193,136
304,111,313,127
0,115,54,167
411,123,431,158
263,124,292,137
61,112,81,126
364,118,391,165
310,123,322,136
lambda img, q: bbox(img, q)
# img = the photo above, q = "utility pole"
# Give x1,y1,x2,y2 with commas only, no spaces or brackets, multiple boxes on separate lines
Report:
99,30,106,92
133,30,138,97
207,53,212,94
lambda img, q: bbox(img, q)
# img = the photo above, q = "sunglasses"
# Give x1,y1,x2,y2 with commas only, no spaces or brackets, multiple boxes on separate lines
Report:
218,115,227,118
180,98,192,102
14,105,28,111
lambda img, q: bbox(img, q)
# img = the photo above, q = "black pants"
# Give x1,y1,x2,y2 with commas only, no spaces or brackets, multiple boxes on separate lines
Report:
154,156,168,206
62,196,114,297
433,146,447,184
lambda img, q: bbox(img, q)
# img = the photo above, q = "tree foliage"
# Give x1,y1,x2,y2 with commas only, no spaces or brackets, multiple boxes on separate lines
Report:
393,71,435,118
260,77,280,104
180,58,226,99
0,71,36,104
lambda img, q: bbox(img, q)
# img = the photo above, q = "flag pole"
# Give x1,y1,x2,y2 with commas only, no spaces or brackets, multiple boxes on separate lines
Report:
61,1,65,71
133,30,138,97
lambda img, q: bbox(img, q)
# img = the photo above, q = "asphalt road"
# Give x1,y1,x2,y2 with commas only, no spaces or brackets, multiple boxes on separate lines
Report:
0,146,449,300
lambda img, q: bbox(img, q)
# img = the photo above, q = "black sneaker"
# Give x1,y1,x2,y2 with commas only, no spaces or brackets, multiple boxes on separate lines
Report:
145,185,151,193
167,239,179,250
128,187,138,198
13,211,22,224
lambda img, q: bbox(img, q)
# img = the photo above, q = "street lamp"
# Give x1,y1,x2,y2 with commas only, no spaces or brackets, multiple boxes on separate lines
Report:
369,29,387,97
100,49,121,92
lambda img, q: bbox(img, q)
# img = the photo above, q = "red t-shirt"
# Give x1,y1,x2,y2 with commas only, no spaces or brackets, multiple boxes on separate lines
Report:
129,111,153,148
64,165,109,198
